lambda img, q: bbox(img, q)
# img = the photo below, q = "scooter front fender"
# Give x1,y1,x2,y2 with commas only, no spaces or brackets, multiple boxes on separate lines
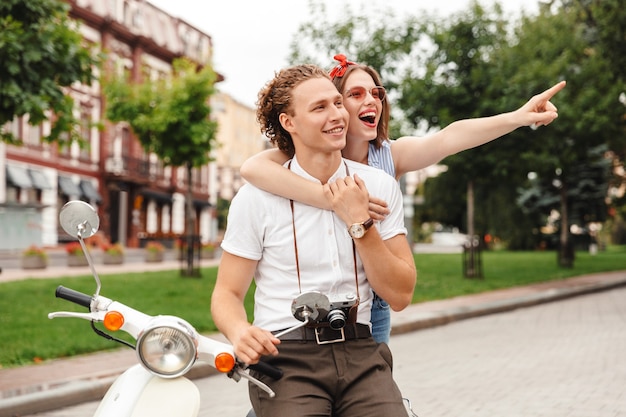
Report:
93,364,200,417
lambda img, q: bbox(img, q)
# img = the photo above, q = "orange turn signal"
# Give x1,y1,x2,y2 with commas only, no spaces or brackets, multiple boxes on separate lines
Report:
214,352,236,373
103,311,125,331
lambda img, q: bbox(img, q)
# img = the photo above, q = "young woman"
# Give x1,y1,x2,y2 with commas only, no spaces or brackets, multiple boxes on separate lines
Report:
240,54,565,343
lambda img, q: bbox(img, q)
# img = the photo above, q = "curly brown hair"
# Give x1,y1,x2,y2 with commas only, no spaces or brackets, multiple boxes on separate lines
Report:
256,64,330,158
331,64,390,149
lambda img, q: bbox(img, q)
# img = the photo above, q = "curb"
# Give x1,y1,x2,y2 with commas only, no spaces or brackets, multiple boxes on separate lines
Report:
391,275,626,335
2,273,626,416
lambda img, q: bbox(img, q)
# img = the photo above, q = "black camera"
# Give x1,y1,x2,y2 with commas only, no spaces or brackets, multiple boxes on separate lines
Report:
324,299,359,330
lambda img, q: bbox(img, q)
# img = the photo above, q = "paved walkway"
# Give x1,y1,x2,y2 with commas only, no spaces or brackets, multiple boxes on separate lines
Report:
0,249,220,284
1,258,625,416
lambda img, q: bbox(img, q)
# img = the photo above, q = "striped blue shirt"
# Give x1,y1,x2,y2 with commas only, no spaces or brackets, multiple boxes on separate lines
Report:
368,140,395,178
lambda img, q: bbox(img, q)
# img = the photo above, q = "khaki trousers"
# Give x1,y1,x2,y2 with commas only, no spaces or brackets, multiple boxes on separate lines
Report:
249,338,408,417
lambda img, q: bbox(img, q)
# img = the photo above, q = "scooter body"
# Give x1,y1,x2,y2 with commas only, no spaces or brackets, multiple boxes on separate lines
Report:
49,201,279,417
94,364,200,417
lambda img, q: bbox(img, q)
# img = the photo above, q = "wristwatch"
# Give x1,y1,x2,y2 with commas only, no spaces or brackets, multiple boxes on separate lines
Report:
348,218,374,239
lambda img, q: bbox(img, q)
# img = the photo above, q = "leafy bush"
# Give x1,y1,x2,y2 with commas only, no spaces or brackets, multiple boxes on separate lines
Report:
145,241,164,253
22,245,48,259
102,242,124,255
65,242,83,256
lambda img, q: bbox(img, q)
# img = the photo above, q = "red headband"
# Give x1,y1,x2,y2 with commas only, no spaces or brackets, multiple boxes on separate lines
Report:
329,54,356,79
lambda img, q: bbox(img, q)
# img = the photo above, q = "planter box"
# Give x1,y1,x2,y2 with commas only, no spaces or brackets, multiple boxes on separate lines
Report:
67,254,88,267
21,256,48,270
103,253,124,265
145,251,164,263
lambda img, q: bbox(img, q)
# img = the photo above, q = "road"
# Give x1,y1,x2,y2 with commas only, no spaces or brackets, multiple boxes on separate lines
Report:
23,286,626,417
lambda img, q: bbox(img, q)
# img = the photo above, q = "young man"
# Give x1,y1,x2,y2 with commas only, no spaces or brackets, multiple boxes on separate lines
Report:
211,64,416,416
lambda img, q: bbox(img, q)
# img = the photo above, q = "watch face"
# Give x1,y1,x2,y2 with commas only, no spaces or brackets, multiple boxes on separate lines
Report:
349,224,365,239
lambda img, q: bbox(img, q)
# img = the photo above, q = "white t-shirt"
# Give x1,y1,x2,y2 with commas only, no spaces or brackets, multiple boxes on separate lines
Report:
221,156,406,331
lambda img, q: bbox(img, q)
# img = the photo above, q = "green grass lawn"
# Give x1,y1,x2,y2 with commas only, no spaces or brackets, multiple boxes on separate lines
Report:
411,245,625,302
0,246,624,368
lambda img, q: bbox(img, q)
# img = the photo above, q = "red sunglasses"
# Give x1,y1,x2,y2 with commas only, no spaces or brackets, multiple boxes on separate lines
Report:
344,86,386,102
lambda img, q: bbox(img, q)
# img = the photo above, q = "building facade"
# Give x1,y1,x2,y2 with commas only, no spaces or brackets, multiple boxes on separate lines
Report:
0,0,221,251
211,93,267,203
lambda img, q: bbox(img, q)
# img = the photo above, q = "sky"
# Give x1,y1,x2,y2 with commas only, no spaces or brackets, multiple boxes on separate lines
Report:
149,0,539,108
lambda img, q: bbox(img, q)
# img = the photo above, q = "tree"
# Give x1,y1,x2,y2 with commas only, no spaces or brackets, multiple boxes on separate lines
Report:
494,2,624,266
0,0,99,145
290,1,532,252
104,58,218,276
288,0,624,266
398,2,515,273
288,0,424,91
517,145,612,250
573,0,626,243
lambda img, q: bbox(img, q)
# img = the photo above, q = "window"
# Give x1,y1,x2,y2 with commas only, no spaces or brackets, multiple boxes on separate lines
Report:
123,1,130,25
58,176,82,199
58,132,71,157
6,165,33,189
5,185,19,203
121,126,131,156
5,165,32,204
107,0,116,17
28,169,51,203
192,167,202,188
197,38,206,60
25,188,42,204
181,30,190,55
25,123,43,147
80,179,102,203
78,111,92,161
132,9,142,28
6,117,22,141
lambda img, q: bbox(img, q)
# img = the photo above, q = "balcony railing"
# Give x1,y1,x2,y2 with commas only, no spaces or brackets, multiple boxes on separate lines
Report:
105,156,165,183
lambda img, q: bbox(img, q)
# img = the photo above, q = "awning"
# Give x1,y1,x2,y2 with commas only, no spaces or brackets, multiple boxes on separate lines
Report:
28,169,52,190
58,176,82,197
193,199,212,208
141,189,173,204
6,165,32,189
80,180,102,202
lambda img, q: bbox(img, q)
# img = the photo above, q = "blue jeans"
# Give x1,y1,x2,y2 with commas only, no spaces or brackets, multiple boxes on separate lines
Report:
371,293,391,343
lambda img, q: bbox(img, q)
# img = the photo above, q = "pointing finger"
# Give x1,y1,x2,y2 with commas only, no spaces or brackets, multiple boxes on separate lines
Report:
538,80,566,102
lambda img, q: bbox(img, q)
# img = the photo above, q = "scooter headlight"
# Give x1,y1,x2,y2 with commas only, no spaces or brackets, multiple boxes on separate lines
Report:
136,316,198,378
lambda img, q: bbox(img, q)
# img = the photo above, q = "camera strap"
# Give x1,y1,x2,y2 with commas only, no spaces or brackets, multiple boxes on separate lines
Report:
288,160,360,300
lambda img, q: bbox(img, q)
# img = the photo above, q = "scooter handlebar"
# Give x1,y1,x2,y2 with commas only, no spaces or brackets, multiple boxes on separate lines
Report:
249,361,283,380
55,285,92,309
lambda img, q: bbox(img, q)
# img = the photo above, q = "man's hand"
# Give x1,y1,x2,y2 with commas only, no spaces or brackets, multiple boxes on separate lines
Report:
324,174,371,226
231,325,280,365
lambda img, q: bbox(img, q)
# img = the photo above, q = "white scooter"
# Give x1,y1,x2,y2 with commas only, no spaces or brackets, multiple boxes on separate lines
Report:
48,200,282,417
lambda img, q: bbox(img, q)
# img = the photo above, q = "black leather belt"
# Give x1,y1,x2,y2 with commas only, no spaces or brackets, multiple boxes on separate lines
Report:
274,323,371,344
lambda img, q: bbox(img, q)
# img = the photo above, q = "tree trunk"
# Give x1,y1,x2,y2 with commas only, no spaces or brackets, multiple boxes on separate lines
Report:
558,183,574,268
464,180,482,278
467,180,475,239
184,162,197,276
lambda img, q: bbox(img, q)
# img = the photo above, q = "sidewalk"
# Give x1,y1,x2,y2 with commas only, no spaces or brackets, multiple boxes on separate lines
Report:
1,258,625,416
0,248,221,283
